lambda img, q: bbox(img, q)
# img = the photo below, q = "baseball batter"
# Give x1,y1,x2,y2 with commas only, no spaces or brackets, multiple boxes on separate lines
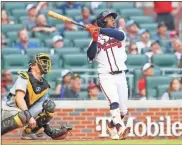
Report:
85,11,130,139
1,53,71,140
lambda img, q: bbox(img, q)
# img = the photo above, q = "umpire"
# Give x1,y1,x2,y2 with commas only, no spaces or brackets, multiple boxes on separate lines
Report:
1,53,71,140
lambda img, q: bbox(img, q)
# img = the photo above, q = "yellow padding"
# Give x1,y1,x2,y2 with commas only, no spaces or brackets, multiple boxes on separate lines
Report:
14,115,23,127
47,112,54,117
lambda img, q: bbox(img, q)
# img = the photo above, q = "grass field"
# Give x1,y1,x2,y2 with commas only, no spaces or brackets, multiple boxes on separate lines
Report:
2,140,182,145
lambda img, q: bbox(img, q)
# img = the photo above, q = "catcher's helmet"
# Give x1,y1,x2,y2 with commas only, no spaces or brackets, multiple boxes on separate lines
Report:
28,53,51,74
96,10,117,28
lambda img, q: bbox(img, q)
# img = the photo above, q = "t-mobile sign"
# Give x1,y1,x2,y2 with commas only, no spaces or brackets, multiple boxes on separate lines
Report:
96,116,182,137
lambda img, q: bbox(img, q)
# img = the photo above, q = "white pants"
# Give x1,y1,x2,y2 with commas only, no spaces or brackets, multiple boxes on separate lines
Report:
99,72,128,115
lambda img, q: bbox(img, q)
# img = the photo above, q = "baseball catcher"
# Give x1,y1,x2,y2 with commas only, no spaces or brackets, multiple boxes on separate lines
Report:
1,53,72,140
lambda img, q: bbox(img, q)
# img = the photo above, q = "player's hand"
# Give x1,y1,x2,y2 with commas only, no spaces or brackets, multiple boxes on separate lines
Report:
28,117,36,129
85,24,99,41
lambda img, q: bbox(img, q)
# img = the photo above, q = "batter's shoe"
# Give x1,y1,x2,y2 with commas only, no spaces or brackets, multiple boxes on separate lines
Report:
107,121,119,140
117,126,131,140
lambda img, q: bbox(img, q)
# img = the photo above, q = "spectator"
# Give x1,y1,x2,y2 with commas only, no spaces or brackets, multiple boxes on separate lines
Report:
32,14,56,33
78,7,91,30
154,2,175,30
171,39,182,67
1,70,13,90
1,87,7,102
64,73,81,99
117,17,126,32
127,43,138,55
24,3,46,29
1,9,14,24
55,70,72,98
138,63,154,100
60,22,77,36
155,21,170,41
126,20,140,42
59,2,82,12
24,4,37,29
37,2,49,10
88,83,99,100
14,29,40,52
136,29,152,54
145,40,163,62
50,35,64,54
1,34,7,48
161,78,181,100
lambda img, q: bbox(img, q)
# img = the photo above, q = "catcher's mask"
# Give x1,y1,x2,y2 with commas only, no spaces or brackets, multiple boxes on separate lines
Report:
28,53,51,74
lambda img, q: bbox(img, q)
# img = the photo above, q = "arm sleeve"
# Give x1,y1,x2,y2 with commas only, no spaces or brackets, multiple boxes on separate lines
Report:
87,41,97,61
100,28,125,41
10,76,28,94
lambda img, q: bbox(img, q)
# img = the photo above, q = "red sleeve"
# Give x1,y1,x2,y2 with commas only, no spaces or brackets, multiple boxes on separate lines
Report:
138,78,146,91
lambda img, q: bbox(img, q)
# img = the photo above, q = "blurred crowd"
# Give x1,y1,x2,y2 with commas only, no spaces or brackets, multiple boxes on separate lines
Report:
1,2,182,100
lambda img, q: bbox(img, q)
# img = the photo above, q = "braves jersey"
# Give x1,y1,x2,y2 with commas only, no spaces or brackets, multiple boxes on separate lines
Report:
90,30,127,74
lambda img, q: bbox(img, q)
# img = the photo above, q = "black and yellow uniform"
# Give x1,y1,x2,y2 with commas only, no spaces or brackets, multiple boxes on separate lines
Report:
19,71,50,108
1,53,72,139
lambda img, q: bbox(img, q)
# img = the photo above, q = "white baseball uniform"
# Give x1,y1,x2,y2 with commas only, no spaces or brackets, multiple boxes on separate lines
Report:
89,30,128,115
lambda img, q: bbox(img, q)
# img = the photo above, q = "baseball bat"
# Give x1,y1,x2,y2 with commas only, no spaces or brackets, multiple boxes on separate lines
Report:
48,10,86,28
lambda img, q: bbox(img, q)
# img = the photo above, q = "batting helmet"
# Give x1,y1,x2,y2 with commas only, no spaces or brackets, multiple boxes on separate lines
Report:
28,53,52,74
96,10,118,28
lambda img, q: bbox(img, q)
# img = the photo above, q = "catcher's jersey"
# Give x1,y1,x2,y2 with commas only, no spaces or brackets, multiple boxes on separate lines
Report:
91,31,127,74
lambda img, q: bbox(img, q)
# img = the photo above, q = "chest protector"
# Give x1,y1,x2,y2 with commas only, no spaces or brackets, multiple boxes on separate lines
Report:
19,71,50,108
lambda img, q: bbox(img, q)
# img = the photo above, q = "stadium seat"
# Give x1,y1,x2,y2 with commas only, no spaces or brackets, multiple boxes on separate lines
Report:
159,39,170,48
74,15,96,21
25,48,49,57
146,76,172,99
140,23,158,32
54,48,81,58
44,39,72,48
134,68,161,95
63,53,88,69
141,48,150,54
94,9,116,15
56,24,65,31
2,24,24,34
65,9,81,18
7,31,32,42
126,55,148,69
156,85,169,99
73,39,91,50
63,31,89,40
48,81,56,90
119,9,143,18
2,48,21,55
130,16,154,24
18,16,29,24
33,32,59,41
15,39,41,47
3,54,29,69
4,2,26,11
40,9,63,17
170,91,182,100
111,2,134,10
152,54,177,68
46,69,62,82
50,54,60,69
2,39,12,47
11,9,27,17
78,91,89,100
